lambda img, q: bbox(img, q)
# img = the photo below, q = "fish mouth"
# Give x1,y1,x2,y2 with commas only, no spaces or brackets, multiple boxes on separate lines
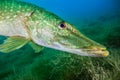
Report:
66,48,109,57
82,47,109,57
48,42,109,57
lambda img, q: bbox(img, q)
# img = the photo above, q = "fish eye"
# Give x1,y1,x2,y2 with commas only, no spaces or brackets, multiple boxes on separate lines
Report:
58,22,66,29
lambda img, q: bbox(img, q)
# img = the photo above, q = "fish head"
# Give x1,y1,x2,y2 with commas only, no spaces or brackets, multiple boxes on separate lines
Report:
33,14,109,57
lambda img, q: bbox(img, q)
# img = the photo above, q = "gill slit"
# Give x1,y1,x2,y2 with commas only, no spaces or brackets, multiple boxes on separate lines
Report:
23,11,35,40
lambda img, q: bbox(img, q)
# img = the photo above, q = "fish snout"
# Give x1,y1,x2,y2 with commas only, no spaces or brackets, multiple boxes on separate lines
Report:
89,46,109,57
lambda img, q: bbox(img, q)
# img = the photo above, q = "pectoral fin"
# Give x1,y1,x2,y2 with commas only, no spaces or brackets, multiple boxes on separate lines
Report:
0,37,29,53
29,41,44,53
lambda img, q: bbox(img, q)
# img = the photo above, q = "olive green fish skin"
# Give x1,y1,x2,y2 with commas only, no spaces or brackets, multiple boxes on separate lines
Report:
0,0,109,57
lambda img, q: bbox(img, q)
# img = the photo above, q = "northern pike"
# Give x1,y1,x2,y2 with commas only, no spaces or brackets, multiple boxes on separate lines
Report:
0,0,109,57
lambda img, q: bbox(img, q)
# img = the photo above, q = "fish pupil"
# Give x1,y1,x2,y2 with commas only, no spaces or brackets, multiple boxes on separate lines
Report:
60,23,66,28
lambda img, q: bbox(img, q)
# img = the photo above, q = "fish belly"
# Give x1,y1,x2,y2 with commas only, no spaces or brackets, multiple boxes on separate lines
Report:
0,17,29,38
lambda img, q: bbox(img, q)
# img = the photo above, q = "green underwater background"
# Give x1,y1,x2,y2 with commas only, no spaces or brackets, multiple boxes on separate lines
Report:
0,0,120,80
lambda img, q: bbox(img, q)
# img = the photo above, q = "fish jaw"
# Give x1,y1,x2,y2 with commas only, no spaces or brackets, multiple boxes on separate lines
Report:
32,34,109,57
47,42,109,57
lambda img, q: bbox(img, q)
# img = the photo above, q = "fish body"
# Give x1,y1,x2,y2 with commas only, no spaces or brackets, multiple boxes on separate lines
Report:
0,0,109,57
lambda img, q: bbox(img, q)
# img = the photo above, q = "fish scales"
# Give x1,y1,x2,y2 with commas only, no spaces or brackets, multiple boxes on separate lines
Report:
0,0,34,38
